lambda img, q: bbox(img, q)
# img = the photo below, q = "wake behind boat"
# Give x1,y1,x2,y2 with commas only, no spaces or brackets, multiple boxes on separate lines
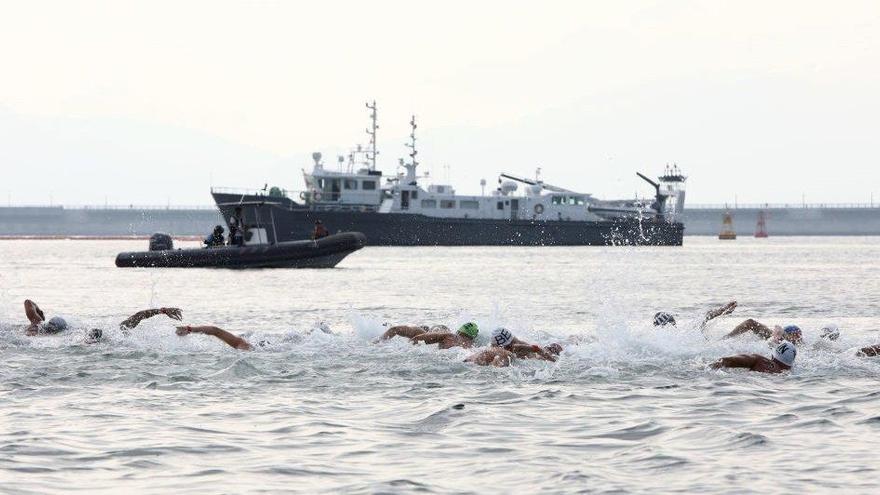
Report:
212,102,688,246
115,232,366,269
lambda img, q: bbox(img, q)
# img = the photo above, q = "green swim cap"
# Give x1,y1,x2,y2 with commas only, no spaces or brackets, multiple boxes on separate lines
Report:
458,322,479,339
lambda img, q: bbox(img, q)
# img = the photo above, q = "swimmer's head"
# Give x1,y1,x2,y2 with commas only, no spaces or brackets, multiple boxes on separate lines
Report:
44,316,69,334
545,343,563,355
653,312,676,327
772,341,797,368
782,325,803,344
86,328,103,343
457,322,479,339
491,327,515,348
820,324,840,341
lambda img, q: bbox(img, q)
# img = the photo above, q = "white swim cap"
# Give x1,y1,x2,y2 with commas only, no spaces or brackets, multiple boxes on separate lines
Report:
492,327,515,347
772,342,797,367
820,323,840,341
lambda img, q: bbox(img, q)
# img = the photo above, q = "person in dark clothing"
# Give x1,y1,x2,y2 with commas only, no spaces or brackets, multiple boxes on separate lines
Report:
228,207,245,246
312,220,330,240
204,225,225,247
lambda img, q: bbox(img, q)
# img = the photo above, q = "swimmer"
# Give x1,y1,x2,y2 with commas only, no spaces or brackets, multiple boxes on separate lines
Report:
175,325,253,350
710,341,797,374
465,347,516,367
654,300,738,329
490,327,561,362
411,322,479,349
858,344,880,357
23,299,182,341
724,319,804,345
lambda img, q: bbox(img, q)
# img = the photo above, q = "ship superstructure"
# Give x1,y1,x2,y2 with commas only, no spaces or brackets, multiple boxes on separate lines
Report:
211,102,687,246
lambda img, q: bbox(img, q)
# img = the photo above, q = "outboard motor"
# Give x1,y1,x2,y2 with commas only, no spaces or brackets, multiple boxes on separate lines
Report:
149,232,174,251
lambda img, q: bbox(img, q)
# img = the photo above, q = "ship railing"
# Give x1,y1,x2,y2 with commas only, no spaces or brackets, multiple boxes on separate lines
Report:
1,204,217,210
687,203,880,210
211,186,294,198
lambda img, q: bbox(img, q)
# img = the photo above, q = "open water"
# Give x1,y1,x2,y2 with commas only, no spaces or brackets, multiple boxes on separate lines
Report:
1,237,879,494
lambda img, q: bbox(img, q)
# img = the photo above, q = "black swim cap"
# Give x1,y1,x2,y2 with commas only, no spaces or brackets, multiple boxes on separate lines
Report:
653,312,676,327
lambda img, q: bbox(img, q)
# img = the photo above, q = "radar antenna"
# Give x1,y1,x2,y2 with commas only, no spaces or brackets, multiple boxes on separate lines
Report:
365,100,379,171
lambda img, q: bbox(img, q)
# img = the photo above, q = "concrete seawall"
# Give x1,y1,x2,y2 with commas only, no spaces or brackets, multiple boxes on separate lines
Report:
681,207,880,236
0,207,223,237
1,205,878,237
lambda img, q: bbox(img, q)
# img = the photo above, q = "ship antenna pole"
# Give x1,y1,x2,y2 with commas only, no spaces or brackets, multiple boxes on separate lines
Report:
366,100,379,171
405,115,418,169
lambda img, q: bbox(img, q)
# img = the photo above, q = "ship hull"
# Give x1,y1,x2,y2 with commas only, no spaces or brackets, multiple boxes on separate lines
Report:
213,193,684,246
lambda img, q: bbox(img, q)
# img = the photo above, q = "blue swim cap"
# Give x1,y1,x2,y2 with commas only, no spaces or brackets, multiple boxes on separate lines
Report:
783,325,802,335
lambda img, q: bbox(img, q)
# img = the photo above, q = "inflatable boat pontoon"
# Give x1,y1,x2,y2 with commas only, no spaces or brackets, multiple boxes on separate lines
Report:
116,232,366,269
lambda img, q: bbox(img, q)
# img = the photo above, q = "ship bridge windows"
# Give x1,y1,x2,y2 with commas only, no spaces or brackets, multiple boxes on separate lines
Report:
497,201,504,210
343,179,358,190
440,200,456,209
421,199,437,208
459,200,479,210
362,180,377,190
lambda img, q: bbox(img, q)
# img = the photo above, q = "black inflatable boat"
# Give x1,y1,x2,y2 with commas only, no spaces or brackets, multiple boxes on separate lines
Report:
116,232,366,268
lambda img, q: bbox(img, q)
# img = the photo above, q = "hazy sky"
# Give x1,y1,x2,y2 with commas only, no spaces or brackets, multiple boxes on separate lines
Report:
1,1,878,206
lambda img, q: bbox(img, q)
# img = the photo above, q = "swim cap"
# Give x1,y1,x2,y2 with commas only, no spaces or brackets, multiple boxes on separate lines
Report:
458,322,479,339
820,324,840,341
783,325,801,335
491,327,515,347
44,316,68,333
653,312,676,327
772,341,797,367
87,328,103,342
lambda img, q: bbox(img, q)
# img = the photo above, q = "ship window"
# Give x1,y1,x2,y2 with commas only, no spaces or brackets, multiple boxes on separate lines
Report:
568,197,577,205
362,181,377,190
437,186,446,193
575,197,585,205
460,200,479,210
440,200,456,209
421,199,437,208
412,191,418,199
497,201,504,210
552,196,562,205
344,179,358,190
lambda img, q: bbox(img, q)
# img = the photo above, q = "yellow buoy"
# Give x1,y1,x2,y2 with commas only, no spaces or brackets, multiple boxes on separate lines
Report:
719,211,737,240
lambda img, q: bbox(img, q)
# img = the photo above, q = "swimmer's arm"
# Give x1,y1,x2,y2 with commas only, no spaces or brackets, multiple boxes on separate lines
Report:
509,343,557,362
410,332,448,345
24,300,46,335
176,325,252,351
120,307,183,330
380,326,425,341
723,319,772,339
702,301,737,328
710,354,758,369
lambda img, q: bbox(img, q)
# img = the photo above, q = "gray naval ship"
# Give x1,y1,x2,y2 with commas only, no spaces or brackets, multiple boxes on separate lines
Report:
211,103,687,246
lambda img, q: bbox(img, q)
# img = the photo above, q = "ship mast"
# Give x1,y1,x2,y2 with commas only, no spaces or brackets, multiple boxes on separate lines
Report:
365,100,379,171
402,115,419,184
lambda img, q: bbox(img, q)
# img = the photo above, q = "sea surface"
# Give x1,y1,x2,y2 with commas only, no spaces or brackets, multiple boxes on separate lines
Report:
1,237,879,494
